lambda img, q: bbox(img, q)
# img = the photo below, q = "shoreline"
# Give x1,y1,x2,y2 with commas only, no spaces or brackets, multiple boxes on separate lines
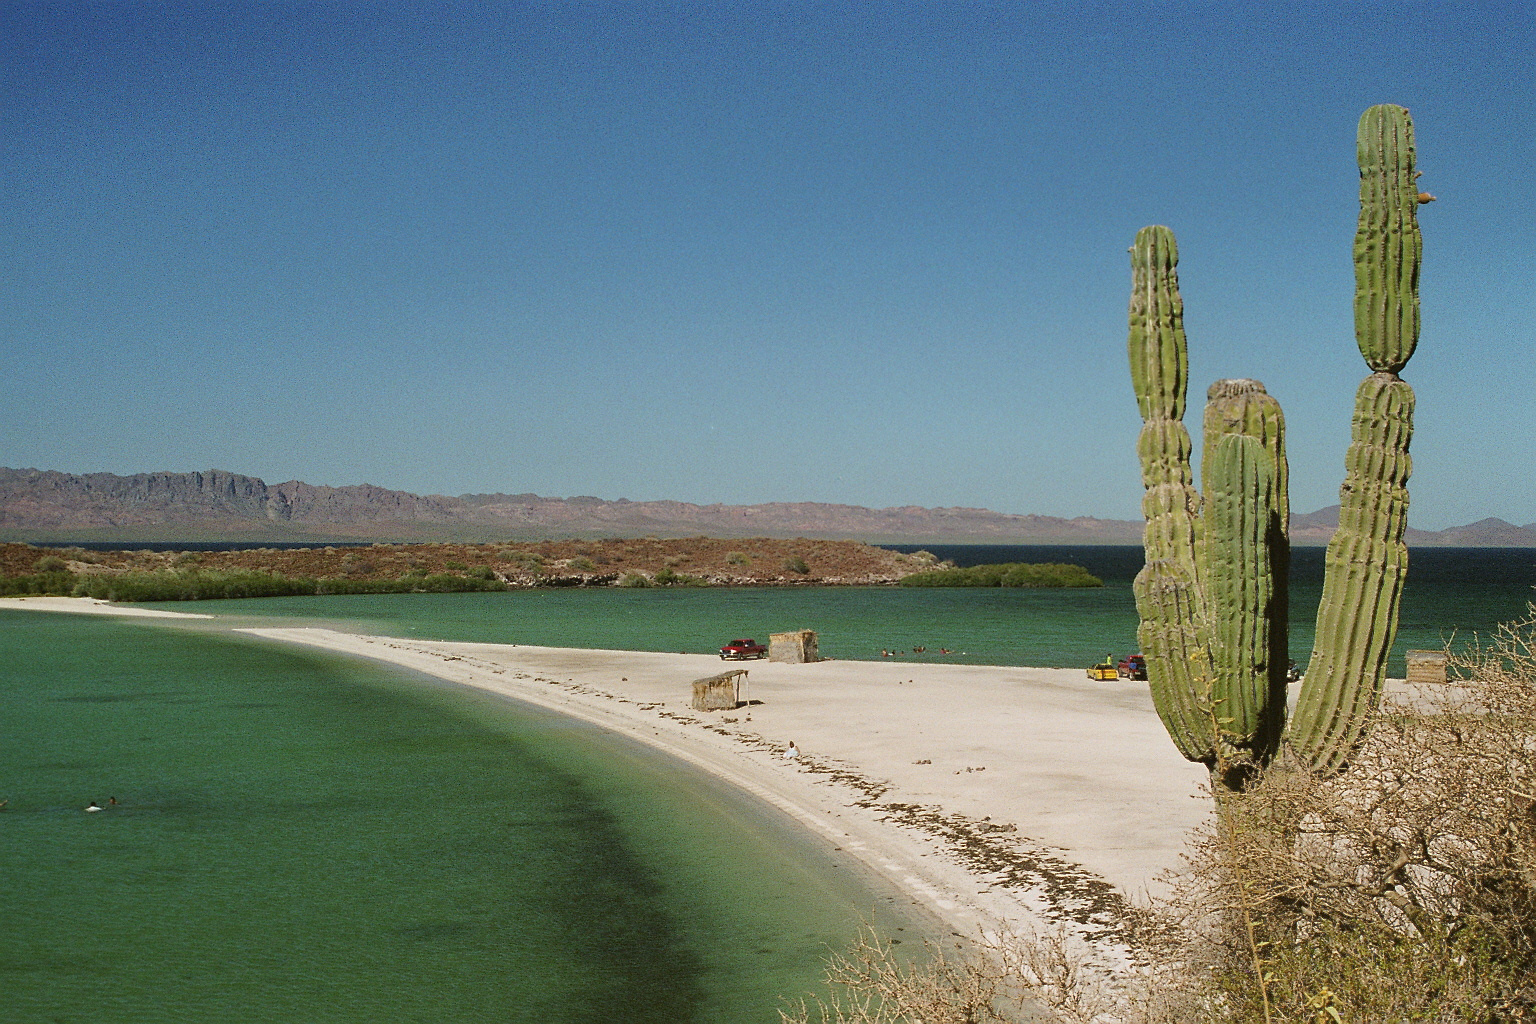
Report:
0,595,217,618
3,596,1210,966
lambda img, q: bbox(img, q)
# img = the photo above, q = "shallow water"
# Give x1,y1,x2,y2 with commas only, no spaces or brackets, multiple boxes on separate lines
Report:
192,545,1536,677
0,612,923,1023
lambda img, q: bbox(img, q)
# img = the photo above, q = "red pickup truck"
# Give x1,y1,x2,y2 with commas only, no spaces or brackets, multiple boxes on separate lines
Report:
719,638,767,660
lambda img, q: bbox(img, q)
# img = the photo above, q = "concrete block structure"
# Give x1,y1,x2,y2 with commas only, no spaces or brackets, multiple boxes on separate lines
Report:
770,630,818,664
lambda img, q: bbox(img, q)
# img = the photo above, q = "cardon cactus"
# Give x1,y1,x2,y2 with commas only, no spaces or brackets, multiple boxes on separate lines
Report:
1127,105,1426,786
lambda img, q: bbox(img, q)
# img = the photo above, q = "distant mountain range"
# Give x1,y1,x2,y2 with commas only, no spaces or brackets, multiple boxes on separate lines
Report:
2,467,1532,547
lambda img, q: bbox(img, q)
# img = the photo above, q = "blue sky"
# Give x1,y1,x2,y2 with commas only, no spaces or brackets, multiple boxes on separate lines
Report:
3,2,1531,529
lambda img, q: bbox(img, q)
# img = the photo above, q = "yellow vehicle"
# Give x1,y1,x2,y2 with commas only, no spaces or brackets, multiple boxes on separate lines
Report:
1086,662,1119,681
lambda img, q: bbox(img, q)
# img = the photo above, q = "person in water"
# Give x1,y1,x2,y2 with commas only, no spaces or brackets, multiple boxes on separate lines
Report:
84,801,102,812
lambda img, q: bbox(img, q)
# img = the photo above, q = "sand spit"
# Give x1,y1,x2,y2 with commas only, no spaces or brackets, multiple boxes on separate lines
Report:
0,595,215,619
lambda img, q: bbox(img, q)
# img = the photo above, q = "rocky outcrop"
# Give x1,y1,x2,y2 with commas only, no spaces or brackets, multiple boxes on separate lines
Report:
0,468,271,527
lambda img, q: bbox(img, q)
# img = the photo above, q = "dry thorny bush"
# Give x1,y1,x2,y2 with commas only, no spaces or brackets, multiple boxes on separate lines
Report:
786,610,1536,1024
778,924,1128,1024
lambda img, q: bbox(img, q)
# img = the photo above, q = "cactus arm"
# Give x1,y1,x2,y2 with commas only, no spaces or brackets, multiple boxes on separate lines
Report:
1289,375,1413,772
1200,381,1289,777
1354,105,1422,373
1135,560,1216,763
1289,104,1422,773
1204,434,1273,757
1128,225,1216,765
1129,226,1190,425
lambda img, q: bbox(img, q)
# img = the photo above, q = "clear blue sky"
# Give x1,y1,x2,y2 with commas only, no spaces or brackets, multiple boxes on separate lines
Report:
4,2,1531,529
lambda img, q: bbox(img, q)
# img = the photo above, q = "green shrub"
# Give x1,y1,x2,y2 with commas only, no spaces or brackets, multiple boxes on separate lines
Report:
726,551,749,566
784,556,810,574
498,550,544,570
651,567,708,587
72,569,317,602
569,556,596,571
897,562,1102,588
0,571,76,597
616,572,652,588
61,568,512,602
444,560,468,571
402,573,505,593
33,555,68,573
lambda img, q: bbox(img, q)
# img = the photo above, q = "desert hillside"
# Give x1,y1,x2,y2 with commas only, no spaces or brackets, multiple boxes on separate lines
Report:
0,537,931,588
3,467,1529,546
0,467,1144,544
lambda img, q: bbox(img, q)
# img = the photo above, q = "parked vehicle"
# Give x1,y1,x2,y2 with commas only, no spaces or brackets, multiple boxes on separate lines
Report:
1087,661,1119,681
720,638,767,660
1118,654,1148,681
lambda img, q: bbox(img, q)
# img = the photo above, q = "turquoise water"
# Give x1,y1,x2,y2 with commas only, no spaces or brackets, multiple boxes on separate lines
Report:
204,584,1143,667
0,612,922,1023
192,545,1536,677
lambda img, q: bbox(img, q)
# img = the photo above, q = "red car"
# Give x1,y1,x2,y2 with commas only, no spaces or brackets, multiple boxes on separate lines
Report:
1118,654,1148,681
720,638,767,660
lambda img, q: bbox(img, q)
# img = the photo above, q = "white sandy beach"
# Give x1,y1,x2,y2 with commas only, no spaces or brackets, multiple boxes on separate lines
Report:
3,595,1210,963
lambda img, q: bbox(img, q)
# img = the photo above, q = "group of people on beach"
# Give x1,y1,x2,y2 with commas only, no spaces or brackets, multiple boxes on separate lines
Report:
879,646,954,657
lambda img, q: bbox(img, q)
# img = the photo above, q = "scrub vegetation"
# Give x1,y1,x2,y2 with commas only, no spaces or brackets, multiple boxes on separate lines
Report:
0,536,938,600
897,563,1102,588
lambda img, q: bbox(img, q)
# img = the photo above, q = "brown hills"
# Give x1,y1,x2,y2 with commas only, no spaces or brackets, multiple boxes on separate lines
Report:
0,467,1144,545
1,467,1530,547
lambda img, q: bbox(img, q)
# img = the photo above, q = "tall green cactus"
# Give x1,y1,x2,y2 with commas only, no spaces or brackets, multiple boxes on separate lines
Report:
1128,105,1426,786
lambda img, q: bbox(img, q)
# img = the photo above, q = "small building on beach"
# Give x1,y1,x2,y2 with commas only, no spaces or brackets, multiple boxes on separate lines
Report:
770,630,818,664
691,669,748,711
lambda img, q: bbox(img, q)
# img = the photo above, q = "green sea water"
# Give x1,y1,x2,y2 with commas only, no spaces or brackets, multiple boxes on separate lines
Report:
187,545,1536,677
6,544,1532,1022
0,611,924,1023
